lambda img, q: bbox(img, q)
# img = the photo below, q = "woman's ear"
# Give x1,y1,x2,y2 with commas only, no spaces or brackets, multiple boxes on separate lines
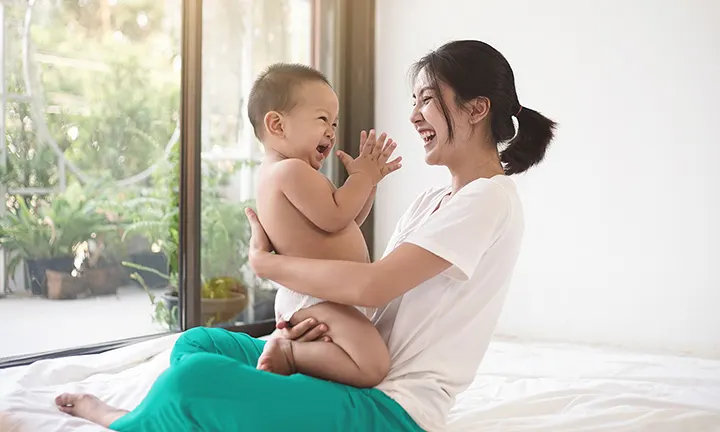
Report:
264,111,285,138
467,97,491,124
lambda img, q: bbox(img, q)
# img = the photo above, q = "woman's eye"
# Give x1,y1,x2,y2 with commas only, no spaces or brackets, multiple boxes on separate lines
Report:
422,97,432,104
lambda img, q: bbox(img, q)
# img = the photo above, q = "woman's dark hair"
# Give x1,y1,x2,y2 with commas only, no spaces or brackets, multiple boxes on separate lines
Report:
410,40,556,175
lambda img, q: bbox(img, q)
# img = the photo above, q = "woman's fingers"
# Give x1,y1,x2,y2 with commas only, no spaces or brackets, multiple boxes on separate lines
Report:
297,322,328,342
245,207,273,253
278,318,329,342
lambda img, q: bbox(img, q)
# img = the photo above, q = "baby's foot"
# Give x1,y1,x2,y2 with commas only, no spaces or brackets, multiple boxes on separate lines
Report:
55,393,128,427
257,338,296,375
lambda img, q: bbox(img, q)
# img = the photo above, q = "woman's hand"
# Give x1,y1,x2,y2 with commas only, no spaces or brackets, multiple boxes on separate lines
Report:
274,319,332,343
245,208,273,277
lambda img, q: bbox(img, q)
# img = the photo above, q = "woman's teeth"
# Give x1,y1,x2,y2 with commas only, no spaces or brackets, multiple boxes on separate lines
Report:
421,131,436,143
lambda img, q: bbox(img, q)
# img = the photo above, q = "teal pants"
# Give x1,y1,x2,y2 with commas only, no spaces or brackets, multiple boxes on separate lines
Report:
109,327,423,432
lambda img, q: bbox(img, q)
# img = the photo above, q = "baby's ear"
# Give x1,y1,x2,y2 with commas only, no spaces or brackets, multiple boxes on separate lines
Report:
264,111,285,137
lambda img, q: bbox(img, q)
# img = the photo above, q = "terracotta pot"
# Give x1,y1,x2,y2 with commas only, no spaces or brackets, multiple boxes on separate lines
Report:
26,257,75,296
84,265,124,296
46,270,89,300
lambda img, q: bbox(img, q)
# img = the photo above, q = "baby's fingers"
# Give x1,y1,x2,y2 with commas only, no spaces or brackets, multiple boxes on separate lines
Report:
378,139,397,164
358,130,368,155
382,156,403,176
361,130,375,156
370,132,387,158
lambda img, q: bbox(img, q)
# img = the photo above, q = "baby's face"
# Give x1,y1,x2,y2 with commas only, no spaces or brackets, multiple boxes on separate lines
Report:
282,81,339,170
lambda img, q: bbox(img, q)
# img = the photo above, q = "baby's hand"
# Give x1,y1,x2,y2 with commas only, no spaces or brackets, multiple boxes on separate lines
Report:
337,129,402,185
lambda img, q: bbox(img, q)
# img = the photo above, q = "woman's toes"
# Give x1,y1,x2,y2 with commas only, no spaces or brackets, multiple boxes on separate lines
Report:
55,393,76,407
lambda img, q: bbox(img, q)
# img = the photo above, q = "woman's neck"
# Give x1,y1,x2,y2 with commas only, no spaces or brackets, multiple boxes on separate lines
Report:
448,150,505,194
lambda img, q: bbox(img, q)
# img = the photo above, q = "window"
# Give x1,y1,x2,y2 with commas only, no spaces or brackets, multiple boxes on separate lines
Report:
0,0,182,360
0,0,374,366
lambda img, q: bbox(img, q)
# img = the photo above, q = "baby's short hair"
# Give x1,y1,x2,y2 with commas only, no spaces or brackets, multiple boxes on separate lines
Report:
248,63,330,139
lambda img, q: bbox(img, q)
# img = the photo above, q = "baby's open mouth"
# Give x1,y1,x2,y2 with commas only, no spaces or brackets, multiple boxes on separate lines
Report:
316,144,330,155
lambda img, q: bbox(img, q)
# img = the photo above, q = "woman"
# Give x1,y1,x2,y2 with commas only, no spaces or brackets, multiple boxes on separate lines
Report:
56,39,556,431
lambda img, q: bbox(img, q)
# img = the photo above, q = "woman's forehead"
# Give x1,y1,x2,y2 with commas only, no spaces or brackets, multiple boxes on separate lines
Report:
412,68,431,92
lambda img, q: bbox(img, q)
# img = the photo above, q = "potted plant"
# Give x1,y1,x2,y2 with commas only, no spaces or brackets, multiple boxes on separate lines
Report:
121,143,257,329
0,182,113,297
122,190,256,329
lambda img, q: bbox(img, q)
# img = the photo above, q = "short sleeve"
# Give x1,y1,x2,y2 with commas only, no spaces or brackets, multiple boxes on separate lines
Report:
380,188,434,258
403,180,511,281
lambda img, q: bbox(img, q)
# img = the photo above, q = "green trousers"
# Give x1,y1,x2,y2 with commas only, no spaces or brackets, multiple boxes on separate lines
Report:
109,327,423,432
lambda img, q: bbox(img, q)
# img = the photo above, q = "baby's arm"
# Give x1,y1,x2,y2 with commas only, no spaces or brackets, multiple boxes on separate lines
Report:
351,130,398,227
276,130,400,233
355,186,376,226
274,159,373,233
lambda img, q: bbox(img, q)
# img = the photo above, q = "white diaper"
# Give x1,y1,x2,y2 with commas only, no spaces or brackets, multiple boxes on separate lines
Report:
273,282,372,322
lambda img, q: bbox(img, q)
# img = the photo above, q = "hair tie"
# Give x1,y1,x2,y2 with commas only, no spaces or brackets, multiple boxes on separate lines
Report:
515,105,523,117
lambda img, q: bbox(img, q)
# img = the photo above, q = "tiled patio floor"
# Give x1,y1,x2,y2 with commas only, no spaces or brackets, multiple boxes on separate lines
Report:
0,286,166,359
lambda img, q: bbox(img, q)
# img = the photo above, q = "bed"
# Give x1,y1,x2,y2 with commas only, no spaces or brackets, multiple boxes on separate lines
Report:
1,334,719,432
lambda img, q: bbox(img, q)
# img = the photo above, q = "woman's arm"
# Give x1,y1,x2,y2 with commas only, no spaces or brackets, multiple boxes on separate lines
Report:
246,208,451,308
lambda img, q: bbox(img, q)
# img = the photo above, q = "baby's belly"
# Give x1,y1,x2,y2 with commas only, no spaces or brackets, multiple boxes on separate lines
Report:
273,224,370,263
257,192,370,263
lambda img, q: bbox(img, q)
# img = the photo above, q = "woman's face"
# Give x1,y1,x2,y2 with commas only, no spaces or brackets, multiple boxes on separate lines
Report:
409,69,469,166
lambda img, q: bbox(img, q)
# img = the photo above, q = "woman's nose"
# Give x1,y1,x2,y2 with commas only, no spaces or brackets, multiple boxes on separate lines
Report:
409,105,422,124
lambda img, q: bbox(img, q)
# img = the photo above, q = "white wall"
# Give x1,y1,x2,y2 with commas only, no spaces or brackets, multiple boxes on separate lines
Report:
374,0,720,358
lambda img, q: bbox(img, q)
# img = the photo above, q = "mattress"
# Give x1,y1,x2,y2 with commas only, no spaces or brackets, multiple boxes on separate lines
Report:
1,334,719,431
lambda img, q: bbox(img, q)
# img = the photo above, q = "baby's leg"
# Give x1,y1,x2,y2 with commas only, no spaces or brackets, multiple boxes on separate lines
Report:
258,302,389,388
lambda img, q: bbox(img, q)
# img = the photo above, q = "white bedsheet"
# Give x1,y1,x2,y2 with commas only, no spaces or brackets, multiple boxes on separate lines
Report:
1,334,719,432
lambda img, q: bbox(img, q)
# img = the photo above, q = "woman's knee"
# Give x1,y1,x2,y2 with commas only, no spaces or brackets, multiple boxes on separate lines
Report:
154,353,218,401
171,327,223,363
161,352,257,400
171,327,263,365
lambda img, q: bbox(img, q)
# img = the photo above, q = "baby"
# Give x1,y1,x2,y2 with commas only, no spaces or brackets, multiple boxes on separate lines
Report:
250,63,401,387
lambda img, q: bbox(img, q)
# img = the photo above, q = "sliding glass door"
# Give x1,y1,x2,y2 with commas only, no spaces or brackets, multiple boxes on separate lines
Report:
195,0,314,330
0,0,372,365
0,0,182,360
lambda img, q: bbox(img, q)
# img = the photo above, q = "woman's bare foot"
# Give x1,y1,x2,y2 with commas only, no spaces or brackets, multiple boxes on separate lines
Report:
257,338,296,375
55,393,128,427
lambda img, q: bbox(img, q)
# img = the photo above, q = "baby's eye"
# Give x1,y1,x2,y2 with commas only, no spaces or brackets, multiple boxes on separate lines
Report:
318,116,328,122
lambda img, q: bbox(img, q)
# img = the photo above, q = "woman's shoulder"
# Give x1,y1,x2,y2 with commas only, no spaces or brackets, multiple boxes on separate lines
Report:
421,184,452,199
404,185,450,212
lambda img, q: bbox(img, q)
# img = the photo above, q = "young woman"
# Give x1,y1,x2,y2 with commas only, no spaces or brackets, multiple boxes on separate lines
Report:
56,39,556,432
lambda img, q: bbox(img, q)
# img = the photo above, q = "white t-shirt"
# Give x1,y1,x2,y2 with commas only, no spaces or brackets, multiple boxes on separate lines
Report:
373,175,524,431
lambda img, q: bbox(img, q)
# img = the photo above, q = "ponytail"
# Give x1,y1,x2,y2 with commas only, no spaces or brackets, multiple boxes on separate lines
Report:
501,106,556,175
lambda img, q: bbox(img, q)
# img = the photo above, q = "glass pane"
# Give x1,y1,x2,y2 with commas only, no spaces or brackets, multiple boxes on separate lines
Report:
199,0,312,328
0,0,181,359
